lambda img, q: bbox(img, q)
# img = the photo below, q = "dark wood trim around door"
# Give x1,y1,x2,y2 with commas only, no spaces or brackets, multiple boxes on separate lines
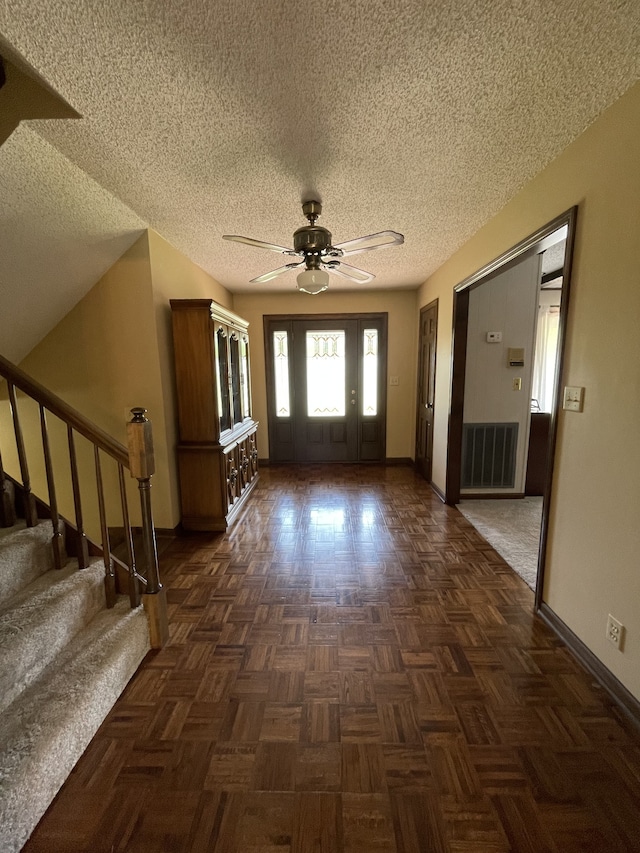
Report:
444,289,469,506
263,313,388,464
534,207,577,609
414,299,438,483
444,206,578,611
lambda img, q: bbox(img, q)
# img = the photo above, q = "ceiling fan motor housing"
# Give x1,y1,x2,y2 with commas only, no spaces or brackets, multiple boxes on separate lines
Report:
293,224,332,255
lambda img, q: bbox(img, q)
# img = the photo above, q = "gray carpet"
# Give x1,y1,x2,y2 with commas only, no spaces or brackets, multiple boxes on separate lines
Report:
0,522,151,853
457,497,543,589
0,521,59,607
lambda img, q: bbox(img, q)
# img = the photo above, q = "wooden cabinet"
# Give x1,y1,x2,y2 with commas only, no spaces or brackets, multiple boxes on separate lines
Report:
170,299,259,531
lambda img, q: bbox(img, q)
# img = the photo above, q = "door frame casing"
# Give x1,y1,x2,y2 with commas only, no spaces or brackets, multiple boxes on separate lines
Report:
444,206,578,609
414,299,438,482
263,312,388,463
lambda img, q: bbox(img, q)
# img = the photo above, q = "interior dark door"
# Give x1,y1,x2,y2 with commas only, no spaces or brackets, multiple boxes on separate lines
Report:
292,319,358,461
415,300,438,481
265,314,387,463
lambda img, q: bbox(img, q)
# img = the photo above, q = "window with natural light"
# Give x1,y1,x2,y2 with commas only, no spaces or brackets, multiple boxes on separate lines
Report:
273,331,291,417
306,331,346,417
362,328,378,416
531,304,560,412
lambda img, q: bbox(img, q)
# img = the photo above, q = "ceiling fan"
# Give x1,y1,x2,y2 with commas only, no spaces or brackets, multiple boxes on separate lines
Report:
223,200,404,294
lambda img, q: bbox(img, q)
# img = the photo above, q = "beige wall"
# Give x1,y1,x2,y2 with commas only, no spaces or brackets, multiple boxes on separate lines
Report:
233,290,419,461
2,234,163,535
0,230,234,535
147,229,233,526
418,82,640,699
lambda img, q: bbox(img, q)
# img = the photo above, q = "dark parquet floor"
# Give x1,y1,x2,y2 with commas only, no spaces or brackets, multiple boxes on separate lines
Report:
24,465,640,852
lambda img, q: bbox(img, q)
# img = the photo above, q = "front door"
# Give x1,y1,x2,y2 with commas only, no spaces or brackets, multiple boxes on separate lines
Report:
415,300,438,481
265,314,387,463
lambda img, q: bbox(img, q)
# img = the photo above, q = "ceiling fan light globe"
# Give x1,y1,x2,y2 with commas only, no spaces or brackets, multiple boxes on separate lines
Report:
297,268,329,295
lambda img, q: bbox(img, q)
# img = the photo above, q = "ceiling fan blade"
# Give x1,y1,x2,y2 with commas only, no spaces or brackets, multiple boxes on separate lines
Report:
250,261,304,284
325,261,375,284
223,234,297,255
332,230,404,258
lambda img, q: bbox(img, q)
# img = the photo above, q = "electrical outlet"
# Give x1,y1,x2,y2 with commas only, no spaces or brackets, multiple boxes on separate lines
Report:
563,386,584,412
606,614,625,651
389,376,399,386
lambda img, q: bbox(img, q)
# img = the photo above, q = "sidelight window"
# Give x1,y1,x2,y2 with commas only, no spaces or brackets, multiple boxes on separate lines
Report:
273,331,291,417
362,328,378,416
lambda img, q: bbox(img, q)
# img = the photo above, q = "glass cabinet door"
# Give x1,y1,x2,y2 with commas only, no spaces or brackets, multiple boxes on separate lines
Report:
229,333,242,425
215,325,231,433
239,335,251,420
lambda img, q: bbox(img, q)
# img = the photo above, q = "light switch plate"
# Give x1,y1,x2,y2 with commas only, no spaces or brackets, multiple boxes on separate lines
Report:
389,376,399,386
563,386,584,412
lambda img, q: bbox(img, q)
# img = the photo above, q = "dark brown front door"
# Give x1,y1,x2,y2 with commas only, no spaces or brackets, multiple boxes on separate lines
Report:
265,314,387,463
415,300,438,481
291,318,358,462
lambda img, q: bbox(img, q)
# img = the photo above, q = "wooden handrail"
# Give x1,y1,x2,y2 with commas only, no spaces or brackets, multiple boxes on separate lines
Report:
0,353,128,467
0,352,168,648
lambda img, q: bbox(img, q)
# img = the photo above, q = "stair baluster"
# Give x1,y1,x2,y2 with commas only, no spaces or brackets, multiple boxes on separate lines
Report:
39,405,65,570
7,382,38,526
94,446,116,608
67,425,90,568
118,462,140,609
0,447,16,528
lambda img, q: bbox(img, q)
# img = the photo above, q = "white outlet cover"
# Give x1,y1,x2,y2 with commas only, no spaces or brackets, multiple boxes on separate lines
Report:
606,614,625,651
563,386,584,412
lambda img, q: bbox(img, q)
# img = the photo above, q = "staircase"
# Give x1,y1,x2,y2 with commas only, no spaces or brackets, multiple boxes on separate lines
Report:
0,494,150,852
0,353,169,852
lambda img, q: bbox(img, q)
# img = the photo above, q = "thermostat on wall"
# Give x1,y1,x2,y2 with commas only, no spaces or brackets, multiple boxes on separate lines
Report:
486,331,502,343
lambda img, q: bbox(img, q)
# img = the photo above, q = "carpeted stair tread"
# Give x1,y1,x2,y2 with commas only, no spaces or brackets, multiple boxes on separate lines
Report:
0,599,150,853
0,521,63,608
0,560,106,716
0,520,26,541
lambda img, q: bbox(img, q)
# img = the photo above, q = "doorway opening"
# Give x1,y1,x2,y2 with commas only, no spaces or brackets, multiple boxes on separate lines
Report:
446,208,577,605
264,313,388,463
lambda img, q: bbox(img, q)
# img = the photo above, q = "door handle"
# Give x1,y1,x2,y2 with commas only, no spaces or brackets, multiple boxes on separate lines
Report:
426,403,433,410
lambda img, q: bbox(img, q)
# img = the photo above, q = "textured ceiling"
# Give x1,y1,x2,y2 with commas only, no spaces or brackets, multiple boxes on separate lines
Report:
0,0,638,311
541,241,565,277
0,125,146,362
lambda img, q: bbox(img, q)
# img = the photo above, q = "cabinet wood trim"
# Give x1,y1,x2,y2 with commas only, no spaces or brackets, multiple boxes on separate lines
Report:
171,299,259,531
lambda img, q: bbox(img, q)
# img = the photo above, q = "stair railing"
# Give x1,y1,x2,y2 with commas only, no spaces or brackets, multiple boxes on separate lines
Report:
0,353,168,648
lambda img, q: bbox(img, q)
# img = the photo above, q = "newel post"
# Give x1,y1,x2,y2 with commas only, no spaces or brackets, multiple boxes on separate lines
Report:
126,407,169,648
